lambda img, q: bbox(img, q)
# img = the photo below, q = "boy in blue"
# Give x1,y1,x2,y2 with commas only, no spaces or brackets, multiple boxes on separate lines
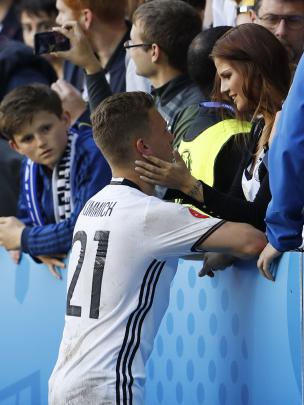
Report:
0,84,111,277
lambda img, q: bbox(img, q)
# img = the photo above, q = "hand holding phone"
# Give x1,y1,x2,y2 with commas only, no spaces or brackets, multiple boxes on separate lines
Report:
34,31,71,55
51,23,101,73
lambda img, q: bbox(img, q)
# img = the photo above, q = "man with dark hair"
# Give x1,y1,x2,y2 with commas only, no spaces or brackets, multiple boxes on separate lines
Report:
18,0,57,49
55,0,203,148
187,26,231,97
17,0,84,92
183,0,206,19
49,90,266,405
252,0,304,64
125,0,203,147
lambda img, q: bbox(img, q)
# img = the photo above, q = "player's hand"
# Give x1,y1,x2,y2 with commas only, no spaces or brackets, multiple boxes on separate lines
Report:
0,217,25,250
52,21,101,74
36,255,66,280
257,243,280,281
52,79,86,125
199,252,235,278
9,249,22,264
135,150,195,191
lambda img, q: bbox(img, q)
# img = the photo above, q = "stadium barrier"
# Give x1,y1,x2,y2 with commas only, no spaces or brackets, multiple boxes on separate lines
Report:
0,248,302,405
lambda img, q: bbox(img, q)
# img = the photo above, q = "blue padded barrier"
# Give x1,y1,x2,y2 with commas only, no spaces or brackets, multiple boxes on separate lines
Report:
145,253,303,405
0,248,302,405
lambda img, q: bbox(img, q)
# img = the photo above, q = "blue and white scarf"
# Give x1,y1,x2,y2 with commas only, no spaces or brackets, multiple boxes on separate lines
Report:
23,129,78,226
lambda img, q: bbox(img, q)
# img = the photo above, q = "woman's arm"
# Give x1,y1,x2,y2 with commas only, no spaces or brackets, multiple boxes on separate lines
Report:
135,150,271,231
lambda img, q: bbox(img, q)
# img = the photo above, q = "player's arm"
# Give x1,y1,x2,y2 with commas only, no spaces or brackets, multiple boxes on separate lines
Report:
194,221,267,259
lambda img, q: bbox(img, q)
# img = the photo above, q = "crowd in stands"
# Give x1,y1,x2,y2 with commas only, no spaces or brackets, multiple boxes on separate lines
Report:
0,0,303,276
1,0,304,401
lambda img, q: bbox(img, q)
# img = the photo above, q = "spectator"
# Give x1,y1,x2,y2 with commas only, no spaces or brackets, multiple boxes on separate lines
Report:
18,0,63,79
55,0,203,148
236,0,255,25
54,0,206,131
126,0,203,147
18,0,57,49
0,34,57,217
49,91,266,404
0,35,57,100
0,84,111,277
55,0,130,94
127,0,206,22
213,0,237,26
0,0,23,41
17,0,87,123
252,0,304,65
17,0,84,91
178,26,251,195
258,53,304,278
125,0,151,92
135,24,290,233
183,0,206,21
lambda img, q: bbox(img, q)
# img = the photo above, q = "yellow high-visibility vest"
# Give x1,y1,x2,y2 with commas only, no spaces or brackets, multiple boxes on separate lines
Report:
179,118,251,186
177,103,251,214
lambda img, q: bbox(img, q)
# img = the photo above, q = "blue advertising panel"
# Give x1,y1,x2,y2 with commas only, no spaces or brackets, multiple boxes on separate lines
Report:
0,248,302,404
145,253,302,405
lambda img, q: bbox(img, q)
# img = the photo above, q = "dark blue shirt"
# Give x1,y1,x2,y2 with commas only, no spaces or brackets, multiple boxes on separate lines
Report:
18,124,111,257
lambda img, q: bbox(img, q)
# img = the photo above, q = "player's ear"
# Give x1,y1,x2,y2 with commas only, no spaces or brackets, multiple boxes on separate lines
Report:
9,139,20,154
249,9,257,22
81,8,93,30
61,111,71,130
136,137,151,156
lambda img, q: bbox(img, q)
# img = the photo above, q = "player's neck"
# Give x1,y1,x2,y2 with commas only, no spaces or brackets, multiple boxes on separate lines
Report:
112,168,155,196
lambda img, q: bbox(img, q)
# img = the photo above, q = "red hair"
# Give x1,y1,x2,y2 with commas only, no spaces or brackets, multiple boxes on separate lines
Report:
63,0,126,22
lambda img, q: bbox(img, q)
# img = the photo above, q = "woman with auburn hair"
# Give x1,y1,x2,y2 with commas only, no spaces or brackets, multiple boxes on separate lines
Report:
135,23,290,235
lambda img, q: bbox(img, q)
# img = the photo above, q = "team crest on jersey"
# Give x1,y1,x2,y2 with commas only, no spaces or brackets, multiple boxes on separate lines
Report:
188,208,209,218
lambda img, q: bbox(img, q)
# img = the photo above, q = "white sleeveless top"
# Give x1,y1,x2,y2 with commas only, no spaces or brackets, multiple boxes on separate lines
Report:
242,148,266,202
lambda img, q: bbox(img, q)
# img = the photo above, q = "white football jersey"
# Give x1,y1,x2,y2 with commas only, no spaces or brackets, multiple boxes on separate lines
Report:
49,179,223,405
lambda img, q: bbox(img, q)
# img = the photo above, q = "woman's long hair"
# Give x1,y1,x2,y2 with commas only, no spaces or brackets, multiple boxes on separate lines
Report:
211,23,291,150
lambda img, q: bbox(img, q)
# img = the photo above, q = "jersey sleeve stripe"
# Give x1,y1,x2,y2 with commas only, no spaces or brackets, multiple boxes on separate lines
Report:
191,220,226,252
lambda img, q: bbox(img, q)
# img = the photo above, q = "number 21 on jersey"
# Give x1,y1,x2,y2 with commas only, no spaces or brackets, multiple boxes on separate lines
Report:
66,230,110,319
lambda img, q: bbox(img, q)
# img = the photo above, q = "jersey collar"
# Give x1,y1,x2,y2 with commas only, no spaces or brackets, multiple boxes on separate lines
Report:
110,177,142,191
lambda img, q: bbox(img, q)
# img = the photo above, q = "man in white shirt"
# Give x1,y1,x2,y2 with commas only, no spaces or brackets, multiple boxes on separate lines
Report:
49,91,266,405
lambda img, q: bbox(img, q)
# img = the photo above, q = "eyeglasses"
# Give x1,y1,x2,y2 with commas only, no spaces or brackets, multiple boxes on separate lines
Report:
258,14,304,30
123,40,153,49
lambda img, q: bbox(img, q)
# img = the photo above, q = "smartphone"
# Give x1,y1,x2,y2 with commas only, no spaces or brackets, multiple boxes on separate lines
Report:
34,31,71,55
